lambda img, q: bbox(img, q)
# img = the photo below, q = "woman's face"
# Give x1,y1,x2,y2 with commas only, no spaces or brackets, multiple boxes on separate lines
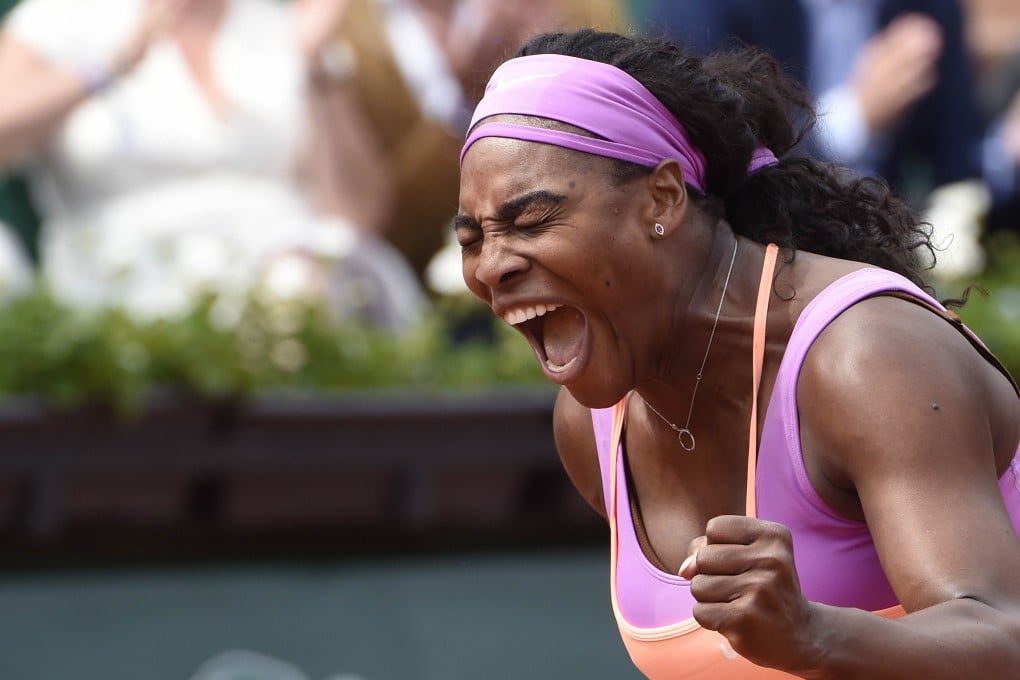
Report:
458,136,669,407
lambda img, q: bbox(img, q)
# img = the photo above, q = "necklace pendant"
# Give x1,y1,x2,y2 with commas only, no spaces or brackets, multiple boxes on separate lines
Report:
677,428,695,451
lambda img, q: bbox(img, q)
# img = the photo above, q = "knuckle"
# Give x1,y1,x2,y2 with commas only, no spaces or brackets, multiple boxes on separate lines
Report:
759,520,793,546
705,514,738,539
753,550,787,574
695,543,717,565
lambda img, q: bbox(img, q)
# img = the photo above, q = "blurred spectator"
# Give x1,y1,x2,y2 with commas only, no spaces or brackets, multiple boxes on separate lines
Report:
645,0,990,280
314,0,628,291
966,0,1020,235
322,0,629,290
0,0,425,330
323,0,629,296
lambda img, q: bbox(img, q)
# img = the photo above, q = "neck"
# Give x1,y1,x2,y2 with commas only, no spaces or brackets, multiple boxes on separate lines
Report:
637,228,761,427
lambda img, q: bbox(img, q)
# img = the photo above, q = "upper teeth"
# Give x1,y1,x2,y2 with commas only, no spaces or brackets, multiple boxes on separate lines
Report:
502,303,562,326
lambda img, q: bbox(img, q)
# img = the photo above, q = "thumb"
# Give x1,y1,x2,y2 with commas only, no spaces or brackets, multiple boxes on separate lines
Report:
678,535,707,578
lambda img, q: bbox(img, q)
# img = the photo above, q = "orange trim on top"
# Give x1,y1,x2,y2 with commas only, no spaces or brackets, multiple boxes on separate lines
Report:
747,243,779,516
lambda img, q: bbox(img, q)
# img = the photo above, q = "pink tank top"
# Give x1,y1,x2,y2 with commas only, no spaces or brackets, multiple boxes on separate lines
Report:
591,260,1020,678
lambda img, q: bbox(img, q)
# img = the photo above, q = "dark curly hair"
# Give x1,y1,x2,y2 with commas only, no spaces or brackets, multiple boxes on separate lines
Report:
513,29,937,290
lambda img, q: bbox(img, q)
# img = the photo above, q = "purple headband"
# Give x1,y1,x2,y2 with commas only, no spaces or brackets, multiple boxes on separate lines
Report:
460,54,778,191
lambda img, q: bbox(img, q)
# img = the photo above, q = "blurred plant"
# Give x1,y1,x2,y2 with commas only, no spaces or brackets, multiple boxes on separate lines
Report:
6,233,1020,417
0,286,546,416
946,230,1020,381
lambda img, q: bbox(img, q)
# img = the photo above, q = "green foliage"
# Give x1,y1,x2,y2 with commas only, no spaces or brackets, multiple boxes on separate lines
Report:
0,289,547,415
14,233,1020,418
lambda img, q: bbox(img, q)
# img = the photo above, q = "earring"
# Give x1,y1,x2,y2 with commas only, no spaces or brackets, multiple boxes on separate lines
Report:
653,223,666,238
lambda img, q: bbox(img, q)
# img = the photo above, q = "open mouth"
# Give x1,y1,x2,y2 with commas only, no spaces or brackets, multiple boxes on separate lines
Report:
502,303,588,381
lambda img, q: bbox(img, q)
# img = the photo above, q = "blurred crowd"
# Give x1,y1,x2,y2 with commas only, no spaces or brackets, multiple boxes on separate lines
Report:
646,0,1020,282
0,0,1019,332
0,0,628,331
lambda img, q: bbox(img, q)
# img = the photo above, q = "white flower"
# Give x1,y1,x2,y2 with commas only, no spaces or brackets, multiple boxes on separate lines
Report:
260,253,321,302
425,232,469,296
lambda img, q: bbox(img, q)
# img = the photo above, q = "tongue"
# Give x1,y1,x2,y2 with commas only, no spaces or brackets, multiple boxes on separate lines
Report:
542,307,585,367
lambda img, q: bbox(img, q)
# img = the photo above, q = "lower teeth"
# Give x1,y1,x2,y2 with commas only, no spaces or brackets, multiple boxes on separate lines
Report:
546,356,577,373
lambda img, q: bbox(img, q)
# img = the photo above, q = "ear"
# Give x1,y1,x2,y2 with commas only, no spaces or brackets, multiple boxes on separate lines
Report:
643,159,688,238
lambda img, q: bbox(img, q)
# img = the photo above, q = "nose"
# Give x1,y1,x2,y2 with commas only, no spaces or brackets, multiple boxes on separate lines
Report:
468,234,530,293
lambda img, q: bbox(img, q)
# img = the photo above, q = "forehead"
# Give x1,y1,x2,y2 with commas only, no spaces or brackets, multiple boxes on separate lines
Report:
459,137,615,209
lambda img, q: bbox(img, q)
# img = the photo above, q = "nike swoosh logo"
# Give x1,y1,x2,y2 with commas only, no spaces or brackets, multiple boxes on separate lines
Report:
490,73,557,92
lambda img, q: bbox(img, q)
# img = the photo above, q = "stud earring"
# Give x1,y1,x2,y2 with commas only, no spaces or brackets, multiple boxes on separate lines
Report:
653,223,666,238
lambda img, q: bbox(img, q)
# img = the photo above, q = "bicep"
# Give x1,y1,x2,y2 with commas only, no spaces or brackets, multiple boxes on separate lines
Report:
799,300,1020,613
553,386,606,520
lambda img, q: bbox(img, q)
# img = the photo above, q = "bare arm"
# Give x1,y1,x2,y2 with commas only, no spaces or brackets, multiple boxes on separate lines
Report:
294,0,393,233
0,36,93,167
300,77,394,234
0,0,177,169
553,386,606,519
793,297,1020,678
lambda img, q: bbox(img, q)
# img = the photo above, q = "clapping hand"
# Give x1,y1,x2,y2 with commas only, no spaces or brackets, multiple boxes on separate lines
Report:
851,13,943,133
293,0,353,68
111,0,191,76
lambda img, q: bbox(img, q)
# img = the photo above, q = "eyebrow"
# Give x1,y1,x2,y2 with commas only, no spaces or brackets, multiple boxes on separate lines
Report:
453,190,567,232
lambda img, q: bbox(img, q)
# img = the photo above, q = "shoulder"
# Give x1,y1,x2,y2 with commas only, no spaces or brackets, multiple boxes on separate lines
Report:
794,293,1020,610
801,294,992,400
797,293,1018,486
553,387,606,519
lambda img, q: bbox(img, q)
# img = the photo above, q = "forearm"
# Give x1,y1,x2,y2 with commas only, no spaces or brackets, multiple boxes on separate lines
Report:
798,598,1020,679
0,68,92,168
303,81,393,233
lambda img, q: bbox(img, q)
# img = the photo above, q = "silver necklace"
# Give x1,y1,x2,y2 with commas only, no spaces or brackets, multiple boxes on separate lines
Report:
641,238,738,451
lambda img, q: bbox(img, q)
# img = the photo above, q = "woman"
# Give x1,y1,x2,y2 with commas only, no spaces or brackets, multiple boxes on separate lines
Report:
456,30,1020,679
0,0,423,328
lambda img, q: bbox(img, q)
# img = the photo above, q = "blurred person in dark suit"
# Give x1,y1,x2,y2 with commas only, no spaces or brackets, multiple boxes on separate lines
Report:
967,0,1020,235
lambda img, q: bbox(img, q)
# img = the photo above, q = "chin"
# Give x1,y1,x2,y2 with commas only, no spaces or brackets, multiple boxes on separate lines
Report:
563,378,631,411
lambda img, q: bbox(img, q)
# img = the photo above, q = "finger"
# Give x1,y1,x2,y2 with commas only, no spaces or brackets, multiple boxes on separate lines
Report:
691,600,738,635
689,572,747,604
704,517,794,568
677,535,708,578
687,542,756,576
678,548,700,579
884,13,940,43
705,515,774,545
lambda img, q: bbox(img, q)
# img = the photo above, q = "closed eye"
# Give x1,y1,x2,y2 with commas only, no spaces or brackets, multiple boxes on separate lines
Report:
507,222,551,239
513,205,564,235
453,214,482,249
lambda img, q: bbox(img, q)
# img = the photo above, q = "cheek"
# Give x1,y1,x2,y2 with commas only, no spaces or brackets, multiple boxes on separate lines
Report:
461,254,492,305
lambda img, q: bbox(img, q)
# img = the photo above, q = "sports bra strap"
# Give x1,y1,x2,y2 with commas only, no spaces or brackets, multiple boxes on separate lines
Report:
866,290,1020,397
747,243,779,516
610,242,778,519
609,391,630,524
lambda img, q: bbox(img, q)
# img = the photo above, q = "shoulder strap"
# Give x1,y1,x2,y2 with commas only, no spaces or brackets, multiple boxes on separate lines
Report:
747,243,779,517
868,291,1019,398
610,242,779,520
609,393,630,529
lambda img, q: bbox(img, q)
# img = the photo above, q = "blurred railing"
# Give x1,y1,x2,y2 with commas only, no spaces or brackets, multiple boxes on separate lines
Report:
0,386,604,566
